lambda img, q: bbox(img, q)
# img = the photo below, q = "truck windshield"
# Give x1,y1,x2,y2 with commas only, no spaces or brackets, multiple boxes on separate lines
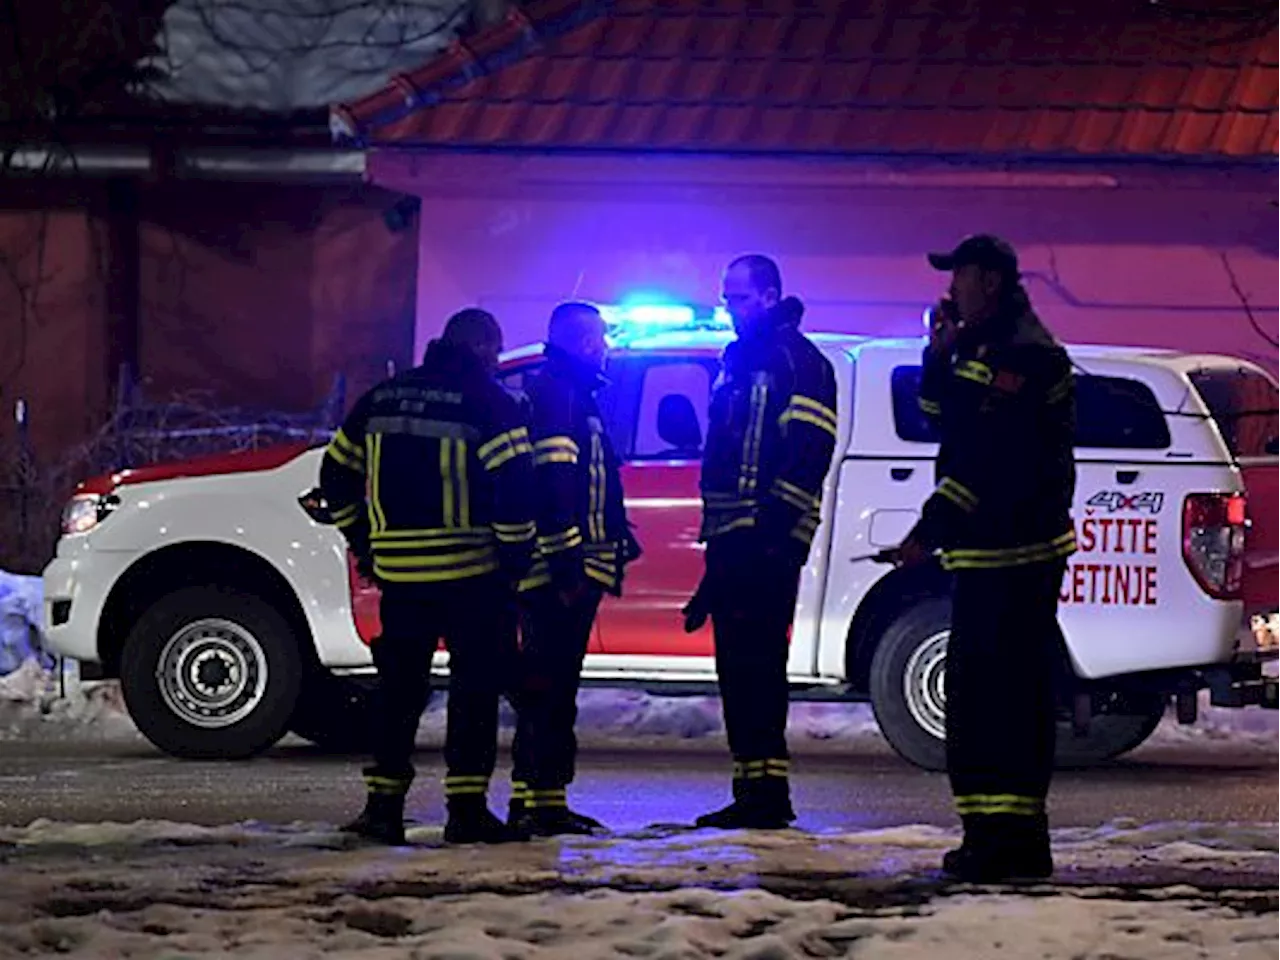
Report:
1187,367,1279,460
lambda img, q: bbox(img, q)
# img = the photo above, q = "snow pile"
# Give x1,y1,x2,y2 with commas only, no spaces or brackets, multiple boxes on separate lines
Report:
0,886,1274,960
0,819,1274,959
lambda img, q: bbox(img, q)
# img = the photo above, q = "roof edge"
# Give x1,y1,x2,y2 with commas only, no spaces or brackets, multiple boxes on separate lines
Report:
330,0,612,145
365,141,1280,171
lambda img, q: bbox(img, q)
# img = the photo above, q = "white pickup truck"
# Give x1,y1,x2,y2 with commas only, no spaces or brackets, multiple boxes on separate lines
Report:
42,315,1279,767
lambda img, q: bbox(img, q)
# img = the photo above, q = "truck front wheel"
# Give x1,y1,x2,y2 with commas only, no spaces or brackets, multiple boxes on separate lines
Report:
120,587,301,760
868,598,1169,772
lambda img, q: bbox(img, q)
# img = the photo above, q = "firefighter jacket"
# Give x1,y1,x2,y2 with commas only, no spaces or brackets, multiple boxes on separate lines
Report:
910,299,1078,571
318,340,537,586
520,344,636,596
699,296,839,564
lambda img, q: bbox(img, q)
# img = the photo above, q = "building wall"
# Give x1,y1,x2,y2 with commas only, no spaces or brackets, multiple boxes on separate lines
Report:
0,181,418,457
0,208,107,460
371,153,1278,373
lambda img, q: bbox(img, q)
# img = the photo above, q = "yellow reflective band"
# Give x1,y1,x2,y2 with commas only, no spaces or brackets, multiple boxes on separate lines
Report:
374,547,496,568
587,433,607,542
372,527,491,542
739,379,769,497
479,428,534,472
367,433,387,533
333,428,364,460
772,478,821,512
493,521,536,543
478,427,531,462
510,780,531,800
941,531,1077,571
538,527,583,553
704,515,757,538
364,774,411,795
956,793,1044,816
955,360,994,386
780,395,838,437
325,439,365,473
528,789,567,809
937,477,979,514
373,559,500,583
918,396,941,416
533,436,579,464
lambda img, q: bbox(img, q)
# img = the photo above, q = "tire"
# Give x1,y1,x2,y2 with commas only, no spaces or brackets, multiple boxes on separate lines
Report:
868,596,952,772
867,598,1169,772
1055,699,1167,766
119,587,302,760
289,673,376,754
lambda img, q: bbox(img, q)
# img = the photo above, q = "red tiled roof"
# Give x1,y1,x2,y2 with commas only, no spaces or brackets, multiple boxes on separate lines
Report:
332,0,1279,159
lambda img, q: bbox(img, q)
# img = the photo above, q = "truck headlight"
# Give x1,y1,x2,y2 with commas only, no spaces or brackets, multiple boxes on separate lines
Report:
60,493,119,536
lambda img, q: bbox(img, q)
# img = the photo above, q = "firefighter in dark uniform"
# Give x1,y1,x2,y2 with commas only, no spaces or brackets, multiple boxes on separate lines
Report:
320,308,537,846
507,301,638,836
893,235,1077,882
685,255,839,829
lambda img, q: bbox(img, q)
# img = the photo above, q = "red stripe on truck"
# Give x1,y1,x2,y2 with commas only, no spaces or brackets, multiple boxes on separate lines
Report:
75,442,316,495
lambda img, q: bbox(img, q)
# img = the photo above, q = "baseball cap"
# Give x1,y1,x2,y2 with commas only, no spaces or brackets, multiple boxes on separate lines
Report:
927,234,1019,275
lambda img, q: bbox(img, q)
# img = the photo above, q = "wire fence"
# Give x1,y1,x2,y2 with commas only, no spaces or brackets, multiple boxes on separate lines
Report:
0,366,345,574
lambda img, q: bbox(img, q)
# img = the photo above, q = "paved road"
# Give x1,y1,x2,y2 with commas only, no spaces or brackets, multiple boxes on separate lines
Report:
0,736,1273,831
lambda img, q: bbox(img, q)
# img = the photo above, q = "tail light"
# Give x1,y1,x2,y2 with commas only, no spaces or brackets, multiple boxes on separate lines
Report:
1182,492,1247,600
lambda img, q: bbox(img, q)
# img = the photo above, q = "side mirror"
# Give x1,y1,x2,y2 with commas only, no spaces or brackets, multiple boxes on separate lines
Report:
298,487,335,525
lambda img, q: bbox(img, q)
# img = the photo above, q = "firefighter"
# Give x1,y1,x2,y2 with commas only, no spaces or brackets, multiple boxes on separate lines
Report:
320,307,537,846
507,301,638,837
892,235,1077,882
685,255,839,829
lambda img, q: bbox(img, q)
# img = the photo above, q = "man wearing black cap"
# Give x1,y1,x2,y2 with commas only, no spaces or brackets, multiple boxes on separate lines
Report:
891,235,1077,882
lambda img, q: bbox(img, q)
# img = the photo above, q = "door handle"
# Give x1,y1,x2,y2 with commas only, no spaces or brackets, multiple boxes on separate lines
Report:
890,467,914,482
1116,470,1139,485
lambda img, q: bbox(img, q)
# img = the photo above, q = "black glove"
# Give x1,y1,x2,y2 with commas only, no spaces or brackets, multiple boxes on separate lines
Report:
681,577,712,633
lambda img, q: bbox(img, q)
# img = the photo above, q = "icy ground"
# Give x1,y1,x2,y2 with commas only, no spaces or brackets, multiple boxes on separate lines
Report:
0,818,1275,959
2,571,1276,749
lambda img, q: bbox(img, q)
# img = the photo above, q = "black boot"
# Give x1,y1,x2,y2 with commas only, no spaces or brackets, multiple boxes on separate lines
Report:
514,806,607,837
341,792,408,845
510,787,606,837
942,814,1053,883
695,775,795,830
444,797,526,844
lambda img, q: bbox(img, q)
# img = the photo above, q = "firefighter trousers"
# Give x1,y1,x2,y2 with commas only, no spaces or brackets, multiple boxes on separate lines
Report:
368,576,518,794
946,559,1069,825
706,538,802,770
511,586,602,799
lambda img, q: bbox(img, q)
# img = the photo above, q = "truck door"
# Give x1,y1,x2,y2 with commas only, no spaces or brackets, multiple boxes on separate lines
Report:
596,353,719,658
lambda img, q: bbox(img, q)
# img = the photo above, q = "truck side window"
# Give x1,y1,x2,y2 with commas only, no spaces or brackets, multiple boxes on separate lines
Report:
1188,368,1280,459
890,365,1172,449
631,360,715,461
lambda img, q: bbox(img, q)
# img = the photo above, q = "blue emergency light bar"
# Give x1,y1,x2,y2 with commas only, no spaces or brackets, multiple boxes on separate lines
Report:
598,300,733,338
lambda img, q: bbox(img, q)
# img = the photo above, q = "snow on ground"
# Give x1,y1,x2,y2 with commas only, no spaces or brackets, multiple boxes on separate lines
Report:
2,571,1276,750
0,818,1274,959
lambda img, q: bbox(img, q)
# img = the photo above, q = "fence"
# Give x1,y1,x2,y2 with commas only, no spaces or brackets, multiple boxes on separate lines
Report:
0,365,346,574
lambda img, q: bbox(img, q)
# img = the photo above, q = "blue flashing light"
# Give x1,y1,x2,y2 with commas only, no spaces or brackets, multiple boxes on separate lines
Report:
599,298,732,341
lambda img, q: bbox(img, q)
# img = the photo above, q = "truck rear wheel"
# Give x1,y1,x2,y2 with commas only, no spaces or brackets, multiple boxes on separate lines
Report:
120,587,301,760
868,599,1169,772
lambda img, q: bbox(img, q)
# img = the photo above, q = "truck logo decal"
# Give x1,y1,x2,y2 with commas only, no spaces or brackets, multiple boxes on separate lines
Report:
1062,489,1165,606
1085,490,1164,515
